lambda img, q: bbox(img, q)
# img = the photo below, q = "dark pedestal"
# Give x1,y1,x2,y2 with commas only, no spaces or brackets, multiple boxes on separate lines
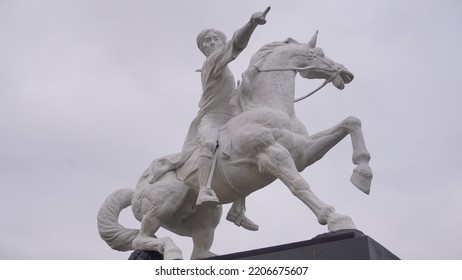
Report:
207,229,399,260
129,229,399,260
129,249,163,260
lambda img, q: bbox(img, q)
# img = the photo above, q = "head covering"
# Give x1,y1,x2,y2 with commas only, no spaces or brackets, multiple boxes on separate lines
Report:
196,29,227,55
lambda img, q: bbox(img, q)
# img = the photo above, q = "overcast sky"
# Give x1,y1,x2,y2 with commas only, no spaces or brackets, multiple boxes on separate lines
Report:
1,0,461,260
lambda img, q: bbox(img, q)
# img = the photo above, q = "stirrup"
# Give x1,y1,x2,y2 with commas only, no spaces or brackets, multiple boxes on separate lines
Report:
196,189,219,208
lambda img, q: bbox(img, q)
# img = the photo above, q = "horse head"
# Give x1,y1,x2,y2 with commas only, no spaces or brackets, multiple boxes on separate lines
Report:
252,31,354,91
301,31,354,90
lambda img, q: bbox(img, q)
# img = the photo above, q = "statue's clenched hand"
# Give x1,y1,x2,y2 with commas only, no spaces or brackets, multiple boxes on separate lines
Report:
251,6,271,25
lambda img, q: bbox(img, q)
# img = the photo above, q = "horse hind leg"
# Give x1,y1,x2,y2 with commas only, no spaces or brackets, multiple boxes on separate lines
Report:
131,175,188,259
257,143,356,232
132,213,183,259
182,205,222,259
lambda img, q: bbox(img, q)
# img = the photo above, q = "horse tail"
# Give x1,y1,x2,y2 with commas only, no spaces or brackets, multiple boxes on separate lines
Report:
97,188,139,251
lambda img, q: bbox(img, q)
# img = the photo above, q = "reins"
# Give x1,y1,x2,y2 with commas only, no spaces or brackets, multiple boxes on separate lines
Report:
294,75,336,103
254,65,337,103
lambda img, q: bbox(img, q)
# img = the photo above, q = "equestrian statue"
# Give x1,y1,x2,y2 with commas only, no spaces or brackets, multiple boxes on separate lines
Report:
97,7,373,259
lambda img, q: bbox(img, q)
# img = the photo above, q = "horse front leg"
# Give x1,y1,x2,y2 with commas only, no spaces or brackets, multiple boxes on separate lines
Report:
297,116,373,194
257,143,357,231
343,116,373,194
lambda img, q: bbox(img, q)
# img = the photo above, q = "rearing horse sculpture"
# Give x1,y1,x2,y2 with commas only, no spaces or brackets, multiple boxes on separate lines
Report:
97,31,373,259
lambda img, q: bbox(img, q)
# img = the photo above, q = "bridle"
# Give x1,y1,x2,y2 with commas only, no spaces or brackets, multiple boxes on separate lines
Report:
254,64,339,103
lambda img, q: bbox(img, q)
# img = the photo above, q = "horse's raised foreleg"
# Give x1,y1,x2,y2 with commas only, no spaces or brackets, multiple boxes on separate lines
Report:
297,116,372,194
257,143,356,231
344,117,373,194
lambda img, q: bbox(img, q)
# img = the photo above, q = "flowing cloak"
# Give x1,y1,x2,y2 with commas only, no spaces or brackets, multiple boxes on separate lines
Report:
144,32,243,183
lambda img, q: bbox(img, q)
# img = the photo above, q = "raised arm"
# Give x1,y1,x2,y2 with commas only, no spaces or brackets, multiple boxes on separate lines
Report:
233,6,270,52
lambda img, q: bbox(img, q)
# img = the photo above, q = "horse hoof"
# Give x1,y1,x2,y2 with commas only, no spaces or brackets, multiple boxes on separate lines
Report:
193,251,218,260
350,167,372,194
163,247,183,260
327,215,357,232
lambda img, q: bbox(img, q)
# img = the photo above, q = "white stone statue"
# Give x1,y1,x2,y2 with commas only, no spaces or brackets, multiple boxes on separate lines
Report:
97,7,372,260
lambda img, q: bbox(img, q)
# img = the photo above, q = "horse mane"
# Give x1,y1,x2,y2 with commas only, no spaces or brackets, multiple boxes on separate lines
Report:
248,38,299,67
234,38,300,114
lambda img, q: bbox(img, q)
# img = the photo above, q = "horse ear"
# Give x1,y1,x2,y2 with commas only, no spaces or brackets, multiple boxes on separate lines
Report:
308,30,318,48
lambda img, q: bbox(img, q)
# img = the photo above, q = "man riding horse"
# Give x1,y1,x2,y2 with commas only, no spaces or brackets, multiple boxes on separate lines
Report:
98,7,371,259
145,7,271,232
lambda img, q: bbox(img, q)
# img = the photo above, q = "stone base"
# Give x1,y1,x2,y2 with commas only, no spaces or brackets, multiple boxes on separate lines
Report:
128,230,399,260
207,229,399,260
129,249,163,260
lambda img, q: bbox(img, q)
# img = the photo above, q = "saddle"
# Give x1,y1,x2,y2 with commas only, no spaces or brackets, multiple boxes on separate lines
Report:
145,125,233,184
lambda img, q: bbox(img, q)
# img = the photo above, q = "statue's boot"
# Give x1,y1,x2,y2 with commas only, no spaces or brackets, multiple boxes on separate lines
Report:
196,188,219,208
226,198,259,231
196,151,220,208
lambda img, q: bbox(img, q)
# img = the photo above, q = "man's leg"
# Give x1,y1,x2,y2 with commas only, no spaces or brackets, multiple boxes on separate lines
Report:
196,116,221,207
196,150,219,207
